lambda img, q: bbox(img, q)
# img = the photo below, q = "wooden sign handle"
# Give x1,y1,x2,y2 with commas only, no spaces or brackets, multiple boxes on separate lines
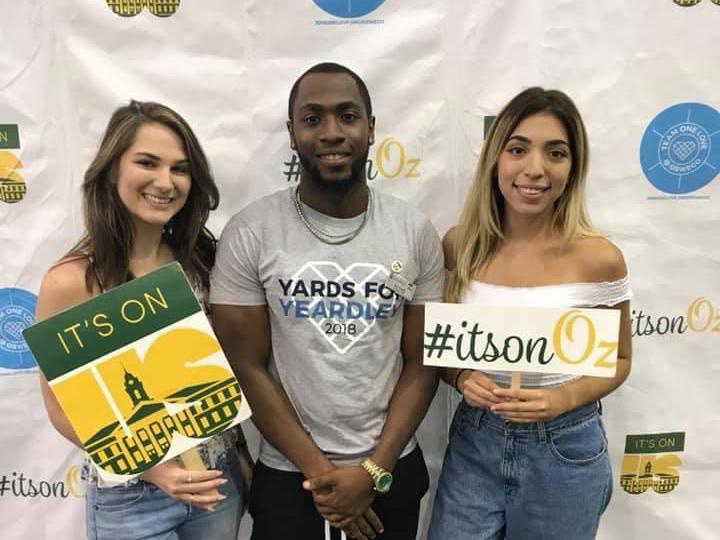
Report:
180,448,221,502
180,447,206,470
511,372,522,390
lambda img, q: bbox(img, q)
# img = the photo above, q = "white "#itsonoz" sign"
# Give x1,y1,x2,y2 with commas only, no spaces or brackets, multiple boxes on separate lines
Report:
423,303,621,377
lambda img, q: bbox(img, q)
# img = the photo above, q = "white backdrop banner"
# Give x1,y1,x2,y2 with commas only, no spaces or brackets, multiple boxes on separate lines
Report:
1,1,718,538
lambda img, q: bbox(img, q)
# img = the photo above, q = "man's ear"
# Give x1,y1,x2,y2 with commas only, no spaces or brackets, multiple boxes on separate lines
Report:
368,115,376,146
287,120,296,150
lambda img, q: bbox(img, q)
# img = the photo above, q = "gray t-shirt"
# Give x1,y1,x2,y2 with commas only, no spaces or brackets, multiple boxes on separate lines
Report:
210,187,445,471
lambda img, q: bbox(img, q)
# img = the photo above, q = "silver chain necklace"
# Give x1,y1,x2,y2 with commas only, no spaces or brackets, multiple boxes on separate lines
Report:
293,186,372,245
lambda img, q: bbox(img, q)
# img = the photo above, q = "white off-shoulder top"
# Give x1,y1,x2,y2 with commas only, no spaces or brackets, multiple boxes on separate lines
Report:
460,275,632,388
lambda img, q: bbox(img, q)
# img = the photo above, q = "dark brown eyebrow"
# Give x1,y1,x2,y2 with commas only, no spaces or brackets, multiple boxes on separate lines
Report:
134,152,160,160
334,101,363,110
507,135,570,147
133,152,188,165
298,101,363,112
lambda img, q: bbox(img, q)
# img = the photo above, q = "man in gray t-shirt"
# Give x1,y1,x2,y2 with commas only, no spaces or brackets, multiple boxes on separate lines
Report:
211,62,444,540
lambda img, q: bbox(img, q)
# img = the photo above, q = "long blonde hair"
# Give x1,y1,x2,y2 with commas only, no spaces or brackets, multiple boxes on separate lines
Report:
447,87,596,302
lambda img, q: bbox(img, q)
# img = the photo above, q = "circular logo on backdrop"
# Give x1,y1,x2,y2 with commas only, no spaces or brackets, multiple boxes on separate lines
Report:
0,288,37,369
313,0,386,18
673,0,720,5
639,103,720,194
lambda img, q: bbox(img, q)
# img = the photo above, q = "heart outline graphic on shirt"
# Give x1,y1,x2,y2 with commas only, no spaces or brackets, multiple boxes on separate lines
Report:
290,261,398,354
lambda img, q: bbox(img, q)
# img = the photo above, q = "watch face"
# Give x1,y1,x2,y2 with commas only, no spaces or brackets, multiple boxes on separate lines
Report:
376,472,393,493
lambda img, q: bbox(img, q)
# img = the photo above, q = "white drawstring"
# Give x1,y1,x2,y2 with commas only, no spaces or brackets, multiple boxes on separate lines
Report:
324,520,348,540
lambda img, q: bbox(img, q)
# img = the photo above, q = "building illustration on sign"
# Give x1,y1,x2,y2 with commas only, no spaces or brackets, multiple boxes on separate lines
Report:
620,458,681,494
0,125,26,204
84,368,242,476
106,0,181,18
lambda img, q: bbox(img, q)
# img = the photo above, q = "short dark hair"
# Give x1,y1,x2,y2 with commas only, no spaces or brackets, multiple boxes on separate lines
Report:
288,62,373,120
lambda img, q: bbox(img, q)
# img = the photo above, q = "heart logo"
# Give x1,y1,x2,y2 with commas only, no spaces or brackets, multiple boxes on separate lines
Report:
291,262,398,354
671,140,697,161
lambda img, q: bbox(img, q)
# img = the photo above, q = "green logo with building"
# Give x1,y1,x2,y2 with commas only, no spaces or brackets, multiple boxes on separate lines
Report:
620,432,685,495
106,0,181,18
0,125,25,204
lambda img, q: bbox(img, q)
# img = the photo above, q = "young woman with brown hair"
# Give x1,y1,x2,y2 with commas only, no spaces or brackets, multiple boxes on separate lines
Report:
36,101,249,540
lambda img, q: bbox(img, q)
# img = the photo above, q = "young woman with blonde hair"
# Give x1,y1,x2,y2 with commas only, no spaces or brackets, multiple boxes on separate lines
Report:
428,87,632,540
36,101,250,540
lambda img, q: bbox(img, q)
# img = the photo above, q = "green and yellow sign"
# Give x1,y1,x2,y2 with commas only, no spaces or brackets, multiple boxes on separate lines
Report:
620,432,685,495
24,263,250,482
0,124,25,204
106,0,181,18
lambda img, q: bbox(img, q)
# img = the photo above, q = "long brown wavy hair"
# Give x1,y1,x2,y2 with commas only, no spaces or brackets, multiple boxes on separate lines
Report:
447,87,596,302
69,100,219,292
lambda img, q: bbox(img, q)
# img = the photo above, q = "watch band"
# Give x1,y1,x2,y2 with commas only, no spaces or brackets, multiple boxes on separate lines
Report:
361,458,392,493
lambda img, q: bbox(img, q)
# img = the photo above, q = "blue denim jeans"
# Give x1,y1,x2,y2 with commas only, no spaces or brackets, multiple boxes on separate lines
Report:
428,401,612,540
85,454,243,540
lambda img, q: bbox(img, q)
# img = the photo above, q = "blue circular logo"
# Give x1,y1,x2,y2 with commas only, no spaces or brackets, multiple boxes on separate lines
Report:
313,0,386,18
640,102,720,194
0,288,37,370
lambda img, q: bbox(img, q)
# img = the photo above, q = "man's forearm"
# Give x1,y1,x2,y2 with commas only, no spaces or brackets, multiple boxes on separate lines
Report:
370,363,438,471
212,304,333,478
240,364,334,477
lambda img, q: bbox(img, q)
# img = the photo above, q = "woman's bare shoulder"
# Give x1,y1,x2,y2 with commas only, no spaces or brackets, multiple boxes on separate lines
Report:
575,236,627,282
442,226,458,271
36,256,93,320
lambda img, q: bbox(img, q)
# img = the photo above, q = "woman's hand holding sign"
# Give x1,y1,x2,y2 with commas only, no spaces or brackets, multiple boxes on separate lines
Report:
457,370,504,409
140,460,227,511
490,385,573,423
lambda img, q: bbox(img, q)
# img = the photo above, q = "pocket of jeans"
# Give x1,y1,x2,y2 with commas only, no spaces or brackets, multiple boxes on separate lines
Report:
93,482,147,512
449,401,475,439
549,415,608,465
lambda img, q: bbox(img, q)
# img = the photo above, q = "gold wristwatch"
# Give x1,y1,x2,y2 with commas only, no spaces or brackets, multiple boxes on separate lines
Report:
361,459,393,494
